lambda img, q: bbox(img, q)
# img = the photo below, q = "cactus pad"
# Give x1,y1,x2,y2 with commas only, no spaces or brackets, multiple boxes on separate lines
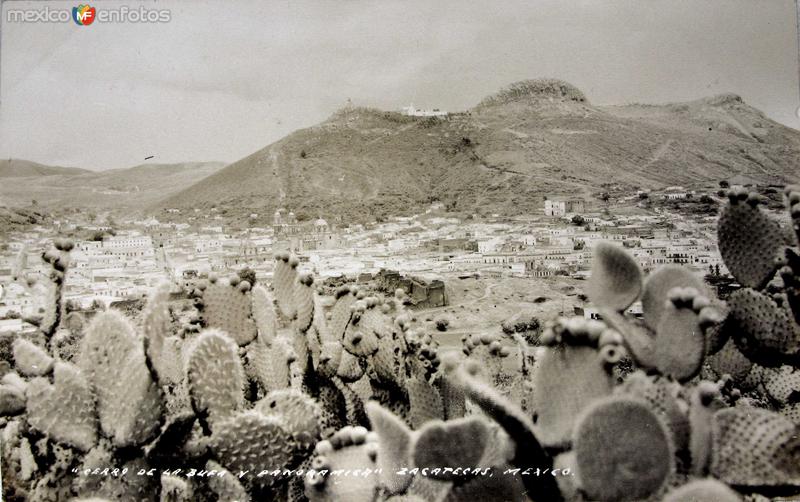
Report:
586,242,643,311
710,407,800,486
532,342,615,448
251,284,278,344
707,337,753,385
274,254,299,320
365,401,414,495
294,273,315,332
256,388,322,449
653,291,709,381
662,478,741,502
79,310,163,447
12,338,53,377
205,460,251,502
411,417,491,480
200,280,257,345
573,396,673,501
305,426,379,502
717,189,783,289
727,288,800,365
26,362,97,451
761,365,800,405
186,330,245,427
642,265,710,330
210,410,299,487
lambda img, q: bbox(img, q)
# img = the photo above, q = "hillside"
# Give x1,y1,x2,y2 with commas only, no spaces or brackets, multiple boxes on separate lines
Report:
0,159,89,178
157,79,800,221
0,161,226,210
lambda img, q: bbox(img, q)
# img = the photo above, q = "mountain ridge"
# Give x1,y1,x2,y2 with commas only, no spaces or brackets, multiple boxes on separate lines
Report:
156,79,799,221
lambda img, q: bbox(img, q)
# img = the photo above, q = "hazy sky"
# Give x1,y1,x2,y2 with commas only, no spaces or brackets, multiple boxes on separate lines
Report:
1,0,798,170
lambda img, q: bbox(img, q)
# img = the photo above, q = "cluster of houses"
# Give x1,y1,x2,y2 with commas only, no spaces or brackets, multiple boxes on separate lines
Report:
1,190,731,333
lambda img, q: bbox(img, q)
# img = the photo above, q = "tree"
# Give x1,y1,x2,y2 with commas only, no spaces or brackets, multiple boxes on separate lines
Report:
434,316,450,332
90,299,106,311
699,194,715,204
599,192,610,202
719,180,730,188
638,192,649,200
571,214,585,226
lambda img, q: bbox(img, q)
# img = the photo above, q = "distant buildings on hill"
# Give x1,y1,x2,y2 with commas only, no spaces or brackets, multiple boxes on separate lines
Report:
544,198,585,216
400,103,448,117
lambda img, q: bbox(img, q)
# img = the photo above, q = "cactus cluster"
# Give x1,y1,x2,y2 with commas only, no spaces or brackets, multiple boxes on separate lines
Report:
2,184,800,501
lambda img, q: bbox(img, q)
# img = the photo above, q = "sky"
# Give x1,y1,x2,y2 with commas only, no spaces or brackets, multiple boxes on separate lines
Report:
0,0,798,170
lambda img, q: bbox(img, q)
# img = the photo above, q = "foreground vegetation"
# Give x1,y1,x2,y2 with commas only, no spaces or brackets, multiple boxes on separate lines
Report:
0,185,799,501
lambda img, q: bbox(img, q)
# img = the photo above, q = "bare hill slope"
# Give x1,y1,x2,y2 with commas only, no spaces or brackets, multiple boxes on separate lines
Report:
151,79,799,219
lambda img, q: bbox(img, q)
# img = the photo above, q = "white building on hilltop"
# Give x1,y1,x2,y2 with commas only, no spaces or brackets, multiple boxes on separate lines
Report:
400,103,448,117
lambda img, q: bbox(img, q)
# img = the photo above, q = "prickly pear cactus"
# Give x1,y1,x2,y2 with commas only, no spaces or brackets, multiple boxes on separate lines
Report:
26,362,97,451
531,317,623,447
186,329,245,427
573,396,673,502
79,310,163,447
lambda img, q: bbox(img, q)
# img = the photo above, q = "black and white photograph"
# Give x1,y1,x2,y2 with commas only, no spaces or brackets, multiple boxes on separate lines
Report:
1,1,800,501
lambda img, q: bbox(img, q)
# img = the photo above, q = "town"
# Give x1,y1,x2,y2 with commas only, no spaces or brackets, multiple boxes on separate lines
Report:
0,183,757,342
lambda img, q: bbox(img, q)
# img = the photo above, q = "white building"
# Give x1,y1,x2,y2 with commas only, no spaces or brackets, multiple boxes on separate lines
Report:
400,104,448,117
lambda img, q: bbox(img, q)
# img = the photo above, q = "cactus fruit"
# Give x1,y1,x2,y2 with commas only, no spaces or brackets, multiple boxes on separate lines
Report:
586,242,643,311
186,330,245,427
662,478,741,502
79,310,163,447
532,317,620,448
365,401,414,495
710,407,800,486
717,188,783,289
573,396,673,502
25,362,97,451
200,280,257,345
12,338,54,377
